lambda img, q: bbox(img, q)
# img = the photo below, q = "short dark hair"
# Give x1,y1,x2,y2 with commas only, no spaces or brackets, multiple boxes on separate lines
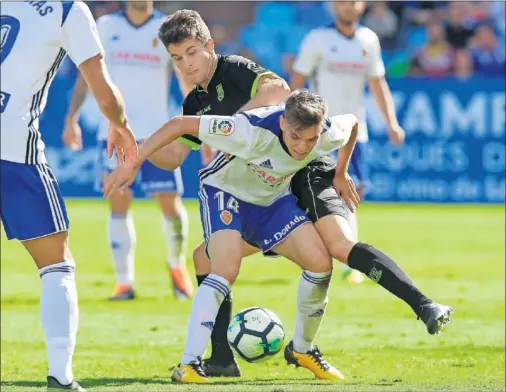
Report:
158,9,211,48
284,89,328,132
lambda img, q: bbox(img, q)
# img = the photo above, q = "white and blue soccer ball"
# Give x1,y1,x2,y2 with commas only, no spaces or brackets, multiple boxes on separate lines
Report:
227,307,285,363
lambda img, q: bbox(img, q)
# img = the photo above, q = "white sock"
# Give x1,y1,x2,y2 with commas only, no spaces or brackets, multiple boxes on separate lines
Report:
161,211,189,268
39,261,78,385
181,274,230,364
341,206,359,273
109,213,136,286
293,270,332,353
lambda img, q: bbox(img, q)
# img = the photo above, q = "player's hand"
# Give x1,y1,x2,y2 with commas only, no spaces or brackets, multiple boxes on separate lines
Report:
333,171,361,213
102,166,139,198
107,121,138,168
201,144,217,166
387,124,406,145
62,119,83,151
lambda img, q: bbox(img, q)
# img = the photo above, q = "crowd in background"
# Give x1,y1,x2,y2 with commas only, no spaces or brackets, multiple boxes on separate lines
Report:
84,1,505,81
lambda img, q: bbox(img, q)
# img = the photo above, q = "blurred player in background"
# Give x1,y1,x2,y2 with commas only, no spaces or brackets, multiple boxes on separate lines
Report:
64,0,194,301
291,1,406,284
0,2,136,390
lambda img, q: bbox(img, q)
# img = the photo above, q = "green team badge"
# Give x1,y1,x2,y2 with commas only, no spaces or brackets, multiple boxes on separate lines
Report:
216,83,225,102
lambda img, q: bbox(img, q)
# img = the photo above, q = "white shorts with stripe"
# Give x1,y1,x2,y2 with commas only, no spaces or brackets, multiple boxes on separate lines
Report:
0,160,69,241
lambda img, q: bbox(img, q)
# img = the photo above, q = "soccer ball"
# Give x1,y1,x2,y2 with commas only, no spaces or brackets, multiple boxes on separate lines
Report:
227,307,285,363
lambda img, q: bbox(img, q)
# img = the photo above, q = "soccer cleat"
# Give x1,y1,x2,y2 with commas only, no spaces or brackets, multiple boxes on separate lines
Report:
108,283,135,301
202,357,242,377
171,360,209,383
169,265,194,300
47,376,86,391
342,268,364,284
418,302,454,335
284,341,344,381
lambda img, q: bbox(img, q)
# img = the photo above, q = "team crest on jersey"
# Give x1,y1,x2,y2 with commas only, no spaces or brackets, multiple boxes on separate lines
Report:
152,38,159,48
216,83,225,101
220,210,233,225
210,119,234,136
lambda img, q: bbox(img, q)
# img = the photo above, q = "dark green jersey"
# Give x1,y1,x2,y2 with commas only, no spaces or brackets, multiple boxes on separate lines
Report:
178,54,272,149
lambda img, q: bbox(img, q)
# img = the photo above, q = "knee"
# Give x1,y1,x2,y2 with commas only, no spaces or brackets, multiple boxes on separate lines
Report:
193,244,211,275
156,193,179,217
211,261,240,285
328,237,356,264
108,191,132,214
308,247,333,274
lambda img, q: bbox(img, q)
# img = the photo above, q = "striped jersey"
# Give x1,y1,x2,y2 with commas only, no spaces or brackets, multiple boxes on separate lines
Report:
95,10,173,141
197,105,355,206
1,1,103,164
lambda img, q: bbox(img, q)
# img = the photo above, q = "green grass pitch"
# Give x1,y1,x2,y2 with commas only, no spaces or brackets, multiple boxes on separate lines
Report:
1,200,504,391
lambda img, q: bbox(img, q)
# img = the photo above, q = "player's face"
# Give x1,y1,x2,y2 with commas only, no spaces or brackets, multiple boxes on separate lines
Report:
167,38,215,85
333,1,366,25
280,116,322,160
128,1,152,11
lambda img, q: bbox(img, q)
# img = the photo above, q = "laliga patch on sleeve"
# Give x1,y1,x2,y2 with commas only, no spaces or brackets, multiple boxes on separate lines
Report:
209,118,235,136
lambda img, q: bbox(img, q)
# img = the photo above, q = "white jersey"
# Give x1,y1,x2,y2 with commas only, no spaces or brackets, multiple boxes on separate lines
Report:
95,10,172,141
293,24,385,143
1,1,103,164
197,106,355,206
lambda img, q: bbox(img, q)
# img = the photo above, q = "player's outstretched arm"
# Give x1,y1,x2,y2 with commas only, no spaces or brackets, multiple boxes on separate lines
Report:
103,116,199,197
333,116,361,212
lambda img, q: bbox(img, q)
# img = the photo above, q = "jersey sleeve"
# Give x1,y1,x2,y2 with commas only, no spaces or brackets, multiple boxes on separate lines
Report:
367,32,386,78
320,114,357,151
292,30,321,76
60,2,104,67
197,114,256,159
227,57,274,98
177,94,203,150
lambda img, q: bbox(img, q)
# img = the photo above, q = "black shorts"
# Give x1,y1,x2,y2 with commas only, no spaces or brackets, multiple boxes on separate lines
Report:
291,160,347,224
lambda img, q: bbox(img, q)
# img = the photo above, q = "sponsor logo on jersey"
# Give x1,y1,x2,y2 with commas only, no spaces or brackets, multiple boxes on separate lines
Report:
271,215,307,242
210,119,234,136
152,37,159,48
216,83,225,102
220,210,233,225
110,51,161,64
249,163,290,187
259,159,273,169
197,105,212,115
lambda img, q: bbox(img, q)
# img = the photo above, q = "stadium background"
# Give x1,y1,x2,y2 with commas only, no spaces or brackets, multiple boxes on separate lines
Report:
2,2,505,391
42,0,505,203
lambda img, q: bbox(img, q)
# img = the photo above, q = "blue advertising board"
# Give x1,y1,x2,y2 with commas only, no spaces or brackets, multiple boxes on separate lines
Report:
41,68,505,204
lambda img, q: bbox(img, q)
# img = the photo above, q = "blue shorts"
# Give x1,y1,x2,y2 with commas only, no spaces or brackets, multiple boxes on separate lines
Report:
95,141,184,195
0,161,69,241
199,184,309,255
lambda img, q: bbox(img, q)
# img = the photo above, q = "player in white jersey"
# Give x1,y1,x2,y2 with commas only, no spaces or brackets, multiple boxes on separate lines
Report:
0,2,137,391
291,1,406,284
104,89,453,383
105,89,359,383
63,1,194,301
